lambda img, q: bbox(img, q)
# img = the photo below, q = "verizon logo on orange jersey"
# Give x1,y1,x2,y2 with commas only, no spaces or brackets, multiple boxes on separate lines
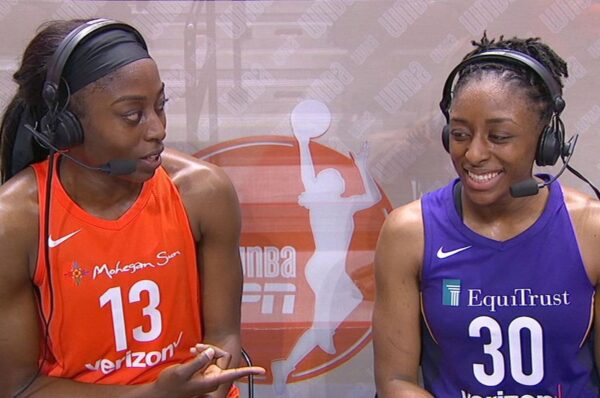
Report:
84,332,183,375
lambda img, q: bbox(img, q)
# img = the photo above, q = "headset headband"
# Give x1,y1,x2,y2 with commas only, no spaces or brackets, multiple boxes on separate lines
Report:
439,49,565,121
42,18,147,108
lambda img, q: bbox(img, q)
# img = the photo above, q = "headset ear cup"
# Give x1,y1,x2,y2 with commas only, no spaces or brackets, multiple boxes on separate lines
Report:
53,110,84,149
39,113,55,145
536,125,560,166
442,125,450,153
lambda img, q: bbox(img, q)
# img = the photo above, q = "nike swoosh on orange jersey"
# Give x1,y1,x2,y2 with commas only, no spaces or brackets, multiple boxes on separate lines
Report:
48,229,81,248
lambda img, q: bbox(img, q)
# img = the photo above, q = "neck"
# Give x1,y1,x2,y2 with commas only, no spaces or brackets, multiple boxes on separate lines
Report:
460,185,549,241
57,155,143,220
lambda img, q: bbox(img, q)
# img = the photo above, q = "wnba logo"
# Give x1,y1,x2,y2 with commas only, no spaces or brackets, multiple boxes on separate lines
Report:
195,100,391,396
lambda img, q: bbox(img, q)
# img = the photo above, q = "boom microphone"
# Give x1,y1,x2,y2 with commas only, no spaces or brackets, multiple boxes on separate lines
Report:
510,173,563,198
95,158,137,176
510,150,572,198
24,123,137,176
510,135,575,198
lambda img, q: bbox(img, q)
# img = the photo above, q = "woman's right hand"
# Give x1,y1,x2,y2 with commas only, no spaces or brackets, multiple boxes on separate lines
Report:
151,344,265,398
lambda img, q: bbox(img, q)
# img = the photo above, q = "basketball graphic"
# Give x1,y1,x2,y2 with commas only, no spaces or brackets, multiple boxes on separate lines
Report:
195,101,392,396
289,99,331,140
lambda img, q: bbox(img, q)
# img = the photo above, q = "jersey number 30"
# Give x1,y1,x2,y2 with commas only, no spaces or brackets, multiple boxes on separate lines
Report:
469,315,543,386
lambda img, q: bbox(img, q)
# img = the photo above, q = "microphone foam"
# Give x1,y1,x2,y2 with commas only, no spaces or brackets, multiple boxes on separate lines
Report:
107,159,137,176
510,179,540,198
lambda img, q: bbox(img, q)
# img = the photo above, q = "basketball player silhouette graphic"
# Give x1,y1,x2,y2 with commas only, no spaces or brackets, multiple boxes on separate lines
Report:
271,100,381,396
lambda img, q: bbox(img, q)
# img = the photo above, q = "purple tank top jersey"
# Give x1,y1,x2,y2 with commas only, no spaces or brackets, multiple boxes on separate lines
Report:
420,177,599,398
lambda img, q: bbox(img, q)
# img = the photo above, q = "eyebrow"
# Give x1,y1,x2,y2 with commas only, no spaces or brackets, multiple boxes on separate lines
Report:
111,83,165,105
486,117,518,124
451,116,518,125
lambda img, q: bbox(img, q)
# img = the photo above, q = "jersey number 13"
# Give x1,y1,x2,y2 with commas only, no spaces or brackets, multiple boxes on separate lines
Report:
100,279,163,352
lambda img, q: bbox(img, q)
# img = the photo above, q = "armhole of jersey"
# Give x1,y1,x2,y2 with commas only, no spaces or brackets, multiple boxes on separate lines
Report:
30,162,47,286
579,291,595,348
158,167,197,247
420,195,433,283
562,188,595,289
420,292,438,345
156,167,201,325
419,195,438,345
29,161,55,333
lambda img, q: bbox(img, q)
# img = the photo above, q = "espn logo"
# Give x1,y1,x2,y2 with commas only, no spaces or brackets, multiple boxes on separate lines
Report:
243,282,296,314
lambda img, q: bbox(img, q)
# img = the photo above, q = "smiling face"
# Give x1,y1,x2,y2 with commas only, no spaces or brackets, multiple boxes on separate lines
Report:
448,74,545,207
70,58,167,183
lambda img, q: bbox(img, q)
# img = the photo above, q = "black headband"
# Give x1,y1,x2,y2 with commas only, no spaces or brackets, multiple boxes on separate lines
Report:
62,28,151,94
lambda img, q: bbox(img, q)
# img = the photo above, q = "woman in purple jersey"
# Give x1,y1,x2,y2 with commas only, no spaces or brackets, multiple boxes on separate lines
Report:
373,33,600,397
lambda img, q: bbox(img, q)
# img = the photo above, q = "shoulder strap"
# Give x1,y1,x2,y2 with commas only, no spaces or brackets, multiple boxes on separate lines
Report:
453,181,463,220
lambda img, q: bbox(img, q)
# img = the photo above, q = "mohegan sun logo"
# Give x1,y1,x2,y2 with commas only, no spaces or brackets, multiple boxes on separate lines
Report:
195,100,392,396
64,261,89,286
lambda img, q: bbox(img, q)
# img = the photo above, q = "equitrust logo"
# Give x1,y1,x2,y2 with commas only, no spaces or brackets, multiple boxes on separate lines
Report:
195,100,392,396
443,279,461,306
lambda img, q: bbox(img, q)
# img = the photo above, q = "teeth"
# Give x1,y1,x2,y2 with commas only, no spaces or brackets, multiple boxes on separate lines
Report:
468,171,499,183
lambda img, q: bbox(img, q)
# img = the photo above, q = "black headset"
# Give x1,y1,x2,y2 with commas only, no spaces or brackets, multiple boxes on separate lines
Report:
439,49,567,167
39,18,147,150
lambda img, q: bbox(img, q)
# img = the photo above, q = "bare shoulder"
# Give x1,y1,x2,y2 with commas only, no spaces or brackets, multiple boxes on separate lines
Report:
380,199,424,241
376,199,424,276
563,186,600,284
161,147,233,196
161,147,239,238
0,169,39,233
0,169,39,279
563,186,600,233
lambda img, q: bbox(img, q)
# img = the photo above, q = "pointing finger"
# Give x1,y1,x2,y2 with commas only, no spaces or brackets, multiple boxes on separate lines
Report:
189,366,266,391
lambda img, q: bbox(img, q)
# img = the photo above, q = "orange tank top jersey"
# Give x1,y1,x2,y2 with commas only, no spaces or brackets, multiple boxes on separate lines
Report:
32,158,203,384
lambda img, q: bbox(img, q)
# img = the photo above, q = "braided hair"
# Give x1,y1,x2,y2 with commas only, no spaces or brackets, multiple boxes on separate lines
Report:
452,32,569,124
0,19,89,183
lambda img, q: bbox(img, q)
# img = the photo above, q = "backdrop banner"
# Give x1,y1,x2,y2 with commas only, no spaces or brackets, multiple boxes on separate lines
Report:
1,1,599,397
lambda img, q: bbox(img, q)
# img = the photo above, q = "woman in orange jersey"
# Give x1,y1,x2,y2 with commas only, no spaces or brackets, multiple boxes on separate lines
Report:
0,18,264,398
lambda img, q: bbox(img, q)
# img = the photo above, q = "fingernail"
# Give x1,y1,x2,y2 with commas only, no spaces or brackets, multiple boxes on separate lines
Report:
205,347,215,358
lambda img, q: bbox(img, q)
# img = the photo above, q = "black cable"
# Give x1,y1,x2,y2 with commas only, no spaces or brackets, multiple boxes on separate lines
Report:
240,348,254,398
566,164,600,200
